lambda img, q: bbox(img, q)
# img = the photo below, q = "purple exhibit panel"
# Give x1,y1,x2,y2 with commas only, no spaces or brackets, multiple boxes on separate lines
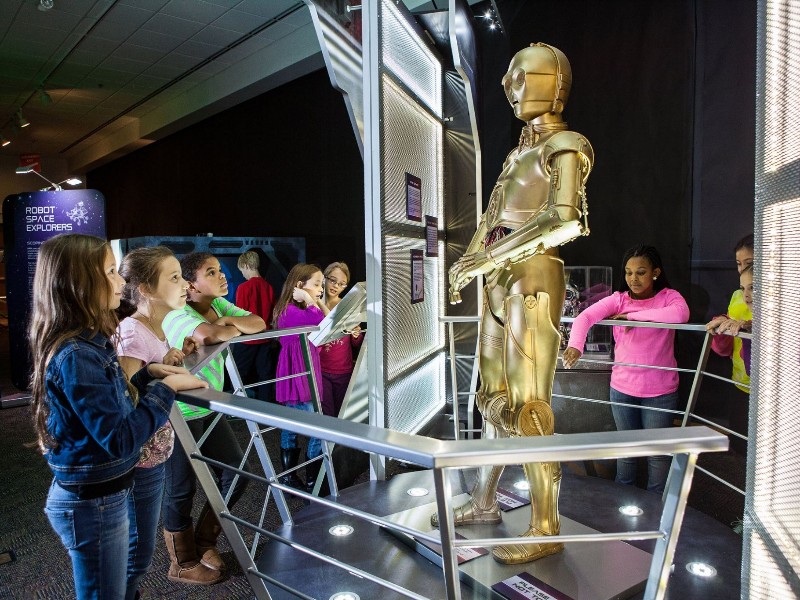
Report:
3,190,106,390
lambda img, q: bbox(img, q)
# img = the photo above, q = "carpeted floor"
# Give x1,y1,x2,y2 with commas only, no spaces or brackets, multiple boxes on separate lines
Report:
0,403,308,599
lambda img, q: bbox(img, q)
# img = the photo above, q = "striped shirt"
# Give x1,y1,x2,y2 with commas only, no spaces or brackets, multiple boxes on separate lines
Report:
163,297,250,419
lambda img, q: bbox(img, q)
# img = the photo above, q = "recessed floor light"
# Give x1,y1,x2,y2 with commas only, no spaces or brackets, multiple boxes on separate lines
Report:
686,562,717,577
513,480,530,492
619,505,644,516
330,593,360,600
329,524,354,537
407,487,429,496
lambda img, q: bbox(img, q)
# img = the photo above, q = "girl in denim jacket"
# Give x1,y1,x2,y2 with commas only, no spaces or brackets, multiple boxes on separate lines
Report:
29,234,207,600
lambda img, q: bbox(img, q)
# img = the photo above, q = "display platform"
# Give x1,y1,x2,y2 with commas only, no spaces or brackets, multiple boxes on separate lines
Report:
386,493,651,600
255,468,741,599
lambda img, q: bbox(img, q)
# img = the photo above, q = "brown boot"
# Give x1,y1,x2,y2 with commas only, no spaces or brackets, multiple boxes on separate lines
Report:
163,527,223,585
195,506,225,571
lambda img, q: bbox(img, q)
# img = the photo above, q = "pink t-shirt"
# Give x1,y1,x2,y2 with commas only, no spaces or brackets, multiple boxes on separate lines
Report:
566,288,690,397
116,317,175,468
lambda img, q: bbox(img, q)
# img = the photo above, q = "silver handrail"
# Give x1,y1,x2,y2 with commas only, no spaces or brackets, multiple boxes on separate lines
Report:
441,315,752,497
173,383,726,600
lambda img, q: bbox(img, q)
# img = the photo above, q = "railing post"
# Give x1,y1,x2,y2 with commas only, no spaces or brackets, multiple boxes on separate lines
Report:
448,321,460,440
680,331,713,428
169,403,273,600
432,466,462,600
645,452,698,600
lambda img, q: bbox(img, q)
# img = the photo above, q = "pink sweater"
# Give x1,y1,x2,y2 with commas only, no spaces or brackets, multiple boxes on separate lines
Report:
566,288,690,397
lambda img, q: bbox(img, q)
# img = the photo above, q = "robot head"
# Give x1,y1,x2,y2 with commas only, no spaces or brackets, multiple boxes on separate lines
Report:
502,43,572,122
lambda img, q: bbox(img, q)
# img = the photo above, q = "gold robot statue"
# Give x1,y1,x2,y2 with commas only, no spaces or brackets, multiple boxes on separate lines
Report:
432,43,594,564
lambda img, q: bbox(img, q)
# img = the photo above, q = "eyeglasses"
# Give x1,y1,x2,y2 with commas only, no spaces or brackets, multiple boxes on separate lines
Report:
327,277,347,288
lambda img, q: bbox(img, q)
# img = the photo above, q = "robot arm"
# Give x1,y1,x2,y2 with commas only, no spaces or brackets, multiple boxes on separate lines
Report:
482,137,593,268
448,212,489,303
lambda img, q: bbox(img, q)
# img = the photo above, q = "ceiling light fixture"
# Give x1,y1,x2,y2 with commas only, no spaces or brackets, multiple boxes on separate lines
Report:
16,110,30,128
15,165,62,190
0,135,9,147
38,0,54,11
39,88,52,106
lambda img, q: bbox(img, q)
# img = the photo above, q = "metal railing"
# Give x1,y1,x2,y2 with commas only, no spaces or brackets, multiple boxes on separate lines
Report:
168,323,728,600
442,315,752,497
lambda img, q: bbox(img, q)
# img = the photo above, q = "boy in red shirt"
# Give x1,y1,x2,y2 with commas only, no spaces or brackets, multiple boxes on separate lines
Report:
232,250,276,402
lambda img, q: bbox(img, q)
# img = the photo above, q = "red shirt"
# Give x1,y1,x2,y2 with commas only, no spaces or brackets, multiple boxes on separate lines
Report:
235,277,275,344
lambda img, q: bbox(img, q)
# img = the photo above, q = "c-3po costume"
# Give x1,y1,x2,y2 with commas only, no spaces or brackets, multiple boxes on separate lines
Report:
433,43,594,565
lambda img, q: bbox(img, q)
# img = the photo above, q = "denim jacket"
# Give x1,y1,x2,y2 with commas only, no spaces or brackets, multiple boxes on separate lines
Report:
45,331,176,485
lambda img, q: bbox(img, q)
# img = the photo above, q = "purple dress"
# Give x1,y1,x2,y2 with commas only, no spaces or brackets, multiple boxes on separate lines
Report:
275,304,325,405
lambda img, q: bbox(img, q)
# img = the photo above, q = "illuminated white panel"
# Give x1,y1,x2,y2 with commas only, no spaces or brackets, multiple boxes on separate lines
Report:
383,234,445,379
380,0,442,117
764,2,800,172
381,75,444,224
385,352,446,434
747,1,800,593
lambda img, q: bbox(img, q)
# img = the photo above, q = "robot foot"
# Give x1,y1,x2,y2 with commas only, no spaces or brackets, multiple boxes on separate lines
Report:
491,526,563,565
430,499,502,528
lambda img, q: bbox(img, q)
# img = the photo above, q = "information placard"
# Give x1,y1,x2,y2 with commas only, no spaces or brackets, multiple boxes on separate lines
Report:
3,190,106,389
425,215,438,257
411,249,424,304
496,487,531,511
492,572,575,600
405,172,422,221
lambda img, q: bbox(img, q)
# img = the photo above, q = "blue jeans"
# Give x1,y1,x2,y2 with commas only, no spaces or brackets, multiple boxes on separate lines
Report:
610,388,679,494
126,464,164,600
45,479,131,600
280,402,321,458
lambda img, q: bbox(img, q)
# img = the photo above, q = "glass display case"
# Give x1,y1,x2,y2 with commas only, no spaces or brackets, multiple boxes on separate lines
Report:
561,266,614,357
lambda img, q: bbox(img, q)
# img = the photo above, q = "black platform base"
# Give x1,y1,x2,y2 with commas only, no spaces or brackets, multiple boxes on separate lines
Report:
255,468,741,599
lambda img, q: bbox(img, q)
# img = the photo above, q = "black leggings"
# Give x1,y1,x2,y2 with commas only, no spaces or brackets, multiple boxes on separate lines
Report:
162,414,248,532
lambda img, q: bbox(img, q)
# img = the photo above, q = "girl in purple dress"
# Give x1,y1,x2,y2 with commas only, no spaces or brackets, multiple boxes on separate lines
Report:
272,264,330,489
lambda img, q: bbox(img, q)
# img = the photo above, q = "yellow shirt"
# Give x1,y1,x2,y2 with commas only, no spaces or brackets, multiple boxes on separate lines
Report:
728,289,752,392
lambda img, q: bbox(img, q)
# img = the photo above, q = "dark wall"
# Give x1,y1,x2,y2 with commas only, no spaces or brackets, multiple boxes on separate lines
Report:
88,68,366,284
476,0,755,321
89,1,755,322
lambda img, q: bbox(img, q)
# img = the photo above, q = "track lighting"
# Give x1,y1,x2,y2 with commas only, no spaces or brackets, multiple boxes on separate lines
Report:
39,88,52,106
16,165,60,190
16,110,29,128
0,135,9,147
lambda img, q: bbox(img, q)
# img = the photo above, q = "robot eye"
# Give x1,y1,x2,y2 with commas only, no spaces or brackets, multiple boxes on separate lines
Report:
514,69,526,86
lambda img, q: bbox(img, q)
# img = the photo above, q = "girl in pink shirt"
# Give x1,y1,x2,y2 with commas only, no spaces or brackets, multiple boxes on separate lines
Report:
563,245,689,493
320,262,363,418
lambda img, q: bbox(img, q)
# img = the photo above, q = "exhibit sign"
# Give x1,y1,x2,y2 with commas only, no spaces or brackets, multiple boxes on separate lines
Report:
492,572,574,600
405,172,422,221
411,249,424,303
3,190,106,390
425,215,438,257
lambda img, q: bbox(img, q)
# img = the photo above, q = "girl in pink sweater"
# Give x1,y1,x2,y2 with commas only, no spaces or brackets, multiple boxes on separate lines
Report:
563,245,689,493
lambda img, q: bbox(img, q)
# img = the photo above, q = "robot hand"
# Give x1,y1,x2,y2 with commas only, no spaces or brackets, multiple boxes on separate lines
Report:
449,251,495,303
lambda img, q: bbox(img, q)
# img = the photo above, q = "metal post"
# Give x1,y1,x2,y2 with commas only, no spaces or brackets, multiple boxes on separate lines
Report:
644,452,698,600
680,332,713,428
448,321,460,440
298,332,335,496
169,404,273,599
431,466,462,600
363,0,386,481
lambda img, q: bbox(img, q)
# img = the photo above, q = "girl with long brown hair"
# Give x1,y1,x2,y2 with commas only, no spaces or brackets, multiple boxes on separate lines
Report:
273,263,329,489
30,234,206,599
